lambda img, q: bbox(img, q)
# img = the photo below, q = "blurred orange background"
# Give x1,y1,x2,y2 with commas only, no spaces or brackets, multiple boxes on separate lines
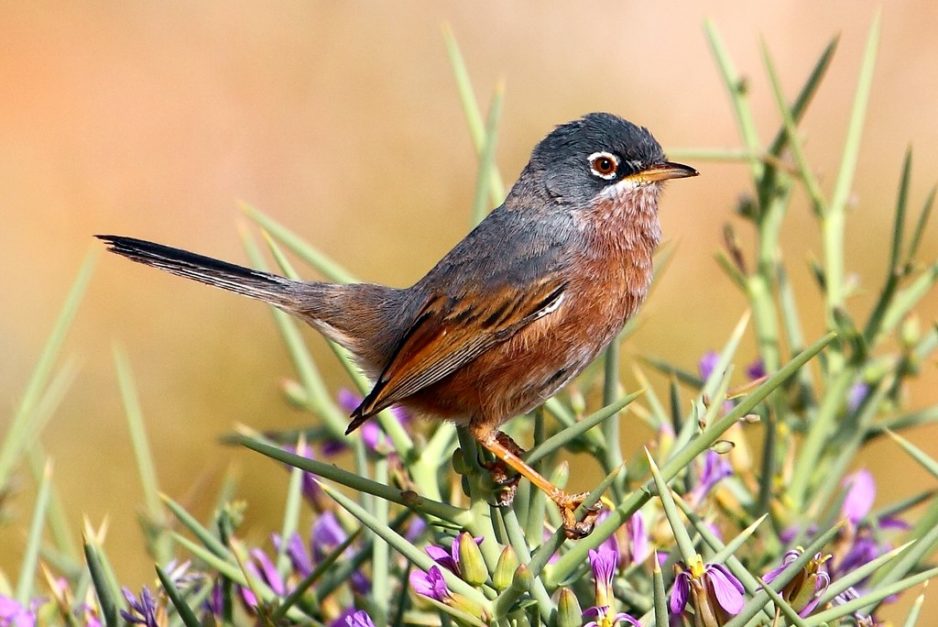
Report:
1,1,936,621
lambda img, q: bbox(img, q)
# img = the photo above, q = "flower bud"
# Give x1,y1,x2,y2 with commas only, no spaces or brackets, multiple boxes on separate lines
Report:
510,564,533,593
569,388,586,416
555,588,582,627
448,593,489,624
452,448,470,475
901,314,920,349
457,532,488,586
280,378,308,407
492,546,518,591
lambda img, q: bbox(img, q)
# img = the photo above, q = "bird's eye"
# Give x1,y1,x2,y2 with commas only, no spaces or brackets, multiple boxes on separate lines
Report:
588,151,619,180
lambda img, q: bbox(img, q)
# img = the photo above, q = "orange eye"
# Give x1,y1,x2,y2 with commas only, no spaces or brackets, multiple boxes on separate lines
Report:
588,152,619,179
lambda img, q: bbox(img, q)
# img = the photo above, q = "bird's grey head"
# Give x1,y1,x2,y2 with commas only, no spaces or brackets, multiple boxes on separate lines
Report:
520,112,696,210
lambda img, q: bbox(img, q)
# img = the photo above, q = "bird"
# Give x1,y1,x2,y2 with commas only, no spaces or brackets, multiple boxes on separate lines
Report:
98,112,697,538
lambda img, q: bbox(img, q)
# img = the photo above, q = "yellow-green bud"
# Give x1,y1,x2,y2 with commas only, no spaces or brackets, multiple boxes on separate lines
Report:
457,532,487,586
569,388,586,416
555,588,582,627
452,448,470,475
510,564,533,593
901,314,921,349
280,378,308,407
448,593,489,624
493,546,518,591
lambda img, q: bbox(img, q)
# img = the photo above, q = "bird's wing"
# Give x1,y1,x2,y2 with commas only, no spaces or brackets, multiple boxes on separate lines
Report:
346,274,567,431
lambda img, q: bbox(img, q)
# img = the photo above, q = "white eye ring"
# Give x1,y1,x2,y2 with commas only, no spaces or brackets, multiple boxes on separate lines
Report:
588,151,620,180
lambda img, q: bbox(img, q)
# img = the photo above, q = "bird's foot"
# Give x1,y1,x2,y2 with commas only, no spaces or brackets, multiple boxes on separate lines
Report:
554,491,604,539
482,459,520,506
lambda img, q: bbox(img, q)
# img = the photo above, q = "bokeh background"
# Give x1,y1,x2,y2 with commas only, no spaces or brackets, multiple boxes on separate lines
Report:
2,1,936,621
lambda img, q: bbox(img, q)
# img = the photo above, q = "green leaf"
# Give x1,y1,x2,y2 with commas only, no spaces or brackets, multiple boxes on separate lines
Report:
525,390,641,465
161,493,230,559
704,20,763,182
864,150,914,343
16,461,53,603
824,10,880,311
817,541,913,607
870,406,938,438
441,23,505,205
113,346,170,563
905,184,936,265
0,251,95,488
236,429,466,523
239,201,358,283
84,540,119,627
723,523,843,627
276,436,306,580
471,83,504,225
155,564,201,627
759,575,809,627
881,262,938,337
871,507,938,590
806,567,938,626
546,332,836,588
886,429,938,479
761,39,826,215
320,482,491,610
646,452,696,563
273,528,361,620
652,560,668,627
903,588,927,627
240,228,349,439
496,507,552,623
766,36,839,156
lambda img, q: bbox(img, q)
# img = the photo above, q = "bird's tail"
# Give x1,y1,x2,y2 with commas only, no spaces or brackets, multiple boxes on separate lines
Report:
96,235,302,309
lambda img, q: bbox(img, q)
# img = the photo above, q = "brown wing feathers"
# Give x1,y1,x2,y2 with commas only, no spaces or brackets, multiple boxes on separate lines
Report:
346,277,567,432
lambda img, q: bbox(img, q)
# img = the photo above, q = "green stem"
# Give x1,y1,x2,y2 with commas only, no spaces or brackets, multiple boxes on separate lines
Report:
787,365,855,505
602,341,625,498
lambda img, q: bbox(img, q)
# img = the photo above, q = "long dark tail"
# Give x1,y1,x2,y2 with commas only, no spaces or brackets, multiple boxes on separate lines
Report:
96,235,302,309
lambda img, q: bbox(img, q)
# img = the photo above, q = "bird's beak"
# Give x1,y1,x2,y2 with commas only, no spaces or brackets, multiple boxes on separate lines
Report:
637,161,699,182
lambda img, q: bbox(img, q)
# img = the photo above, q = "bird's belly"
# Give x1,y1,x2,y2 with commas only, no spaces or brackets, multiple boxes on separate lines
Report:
407,270,645,426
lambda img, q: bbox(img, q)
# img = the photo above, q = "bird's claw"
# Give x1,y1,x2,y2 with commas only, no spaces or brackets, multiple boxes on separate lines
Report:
482,459,520,506
555,491,604,539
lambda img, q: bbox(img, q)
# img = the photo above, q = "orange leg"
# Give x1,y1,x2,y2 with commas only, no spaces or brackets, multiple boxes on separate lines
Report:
470,424,603,539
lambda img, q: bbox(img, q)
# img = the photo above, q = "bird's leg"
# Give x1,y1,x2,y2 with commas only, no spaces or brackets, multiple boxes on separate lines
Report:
470,423,603,539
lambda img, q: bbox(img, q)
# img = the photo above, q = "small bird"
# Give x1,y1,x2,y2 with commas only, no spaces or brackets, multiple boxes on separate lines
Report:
98,112,696,538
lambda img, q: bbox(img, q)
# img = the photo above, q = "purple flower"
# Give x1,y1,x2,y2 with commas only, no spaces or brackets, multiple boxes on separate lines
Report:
284,444,325,507
688,450,733,507
847,382,870,412
331,608,377,627
240,547,286,608
312,512,347,560
425,534,483,577
582,605,640,627
763,549,830,617
841,469,875,524
309,514,371,594
589,540,618,608
746,358,766,380
0,595,42,627
698,351,721,380
405,516,428,542
671,559,745,624
120,587,159,627
409,565,450,602
836,531,882,576
626,511,650,565
273,531,313,577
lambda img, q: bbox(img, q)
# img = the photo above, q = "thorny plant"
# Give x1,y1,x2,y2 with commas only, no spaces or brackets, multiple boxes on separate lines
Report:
3,14,938,627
